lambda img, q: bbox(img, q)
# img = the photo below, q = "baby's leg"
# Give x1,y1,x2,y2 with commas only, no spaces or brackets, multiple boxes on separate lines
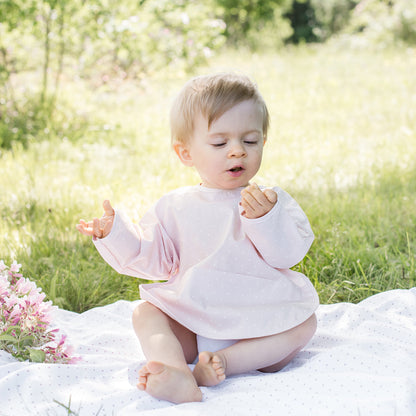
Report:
132,302,202,403
193,313,316,385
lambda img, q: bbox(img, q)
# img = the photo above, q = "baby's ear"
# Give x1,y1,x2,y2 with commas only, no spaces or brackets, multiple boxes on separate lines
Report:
173,141,194,167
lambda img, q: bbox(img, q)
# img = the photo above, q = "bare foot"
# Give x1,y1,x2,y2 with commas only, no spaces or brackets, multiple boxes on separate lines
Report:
137,361,202,404
193,351,226,387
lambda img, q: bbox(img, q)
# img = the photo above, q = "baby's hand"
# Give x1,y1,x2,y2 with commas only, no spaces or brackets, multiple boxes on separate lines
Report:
240,183,278,219
76,200,115,239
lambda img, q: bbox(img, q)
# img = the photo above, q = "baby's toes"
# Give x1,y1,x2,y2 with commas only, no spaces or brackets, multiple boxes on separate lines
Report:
137,372,147,390
212,356,223,369
212,355,226,378
137,364,151,390
212,361,223,373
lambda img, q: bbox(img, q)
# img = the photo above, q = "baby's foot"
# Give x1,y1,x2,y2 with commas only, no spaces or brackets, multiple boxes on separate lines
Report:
137,361,202,404
193,351,226,387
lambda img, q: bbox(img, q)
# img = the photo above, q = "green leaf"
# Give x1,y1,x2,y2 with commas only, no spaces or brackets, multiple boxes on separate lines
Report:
4,325,21,334
28,349,46,363
21,336,35,346
0,334,18,343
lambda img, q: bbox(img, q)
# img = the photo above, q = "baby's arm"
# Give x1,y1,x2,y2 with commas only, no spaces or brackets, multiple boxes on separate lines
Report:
240,183,278,219
79,200,179,280
76,200,115,239
240,186,314,269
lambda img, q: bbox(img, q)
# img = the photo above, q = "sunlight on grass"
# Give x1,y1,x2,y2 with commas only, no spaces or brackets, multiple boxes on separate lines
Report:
1,45,415,310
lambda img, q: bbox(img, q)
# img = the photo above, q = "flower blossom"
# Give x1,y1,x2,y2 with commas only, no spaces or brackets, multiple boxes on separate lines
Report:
10,261,22,273
0,260,78,364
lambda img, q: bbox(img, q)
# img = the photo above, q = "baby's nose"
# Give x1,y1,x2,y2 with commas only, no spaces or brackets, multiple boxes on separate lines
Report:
228,143,247,158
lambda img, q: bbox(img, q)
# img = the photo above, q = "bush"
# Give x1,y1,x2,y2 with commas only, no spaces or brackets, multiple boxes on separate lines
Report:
214,0,293,48
345,0,416,46
310,0,359,41
0,94,92,149
285,0,416,46
0,98,46,150
285,0,359,43
75,0,226,78
0,0,227,149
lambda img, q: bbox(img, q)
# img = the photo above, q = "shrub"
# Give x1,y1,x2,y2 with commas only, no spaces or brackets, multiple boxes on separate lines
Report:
345,0,416,46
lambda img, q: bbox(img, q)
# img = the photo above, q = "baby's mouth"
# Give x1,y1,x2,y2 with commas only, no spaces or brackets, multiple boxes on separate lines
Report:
228,166,244,172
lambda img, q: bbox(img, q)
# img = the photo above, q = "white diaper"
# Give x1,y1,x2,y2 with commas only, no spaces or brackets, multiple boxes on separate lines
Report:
196,335,238,354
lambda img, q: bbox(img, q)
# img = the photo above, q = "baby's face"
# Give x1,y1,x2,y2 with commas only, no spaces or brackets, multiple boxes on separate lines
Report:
186,99,265,190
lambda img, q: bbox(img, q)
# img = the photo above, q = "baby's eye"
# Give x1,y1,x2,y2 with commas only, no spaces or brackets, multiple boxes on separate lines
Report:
212,143,226,147
244,140,258,145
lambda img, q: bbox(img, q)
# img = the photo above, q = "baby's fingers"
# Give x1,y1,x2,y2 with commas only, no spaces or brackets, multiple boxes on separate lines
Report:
76,219,94,236
263,189,278,204
92,217,104,238
103,200,115,217
243,183,270,206
240,184,277,219
102,218,113,238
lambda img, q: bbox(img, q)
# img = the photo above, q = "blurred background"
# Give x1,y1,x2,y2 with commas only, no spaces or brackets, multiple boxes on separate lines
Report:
1,0,415,312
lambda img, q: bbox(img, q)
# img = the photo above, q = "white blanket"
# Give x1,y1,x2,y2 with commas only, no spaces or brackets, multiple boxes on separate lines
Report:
1,288,416,415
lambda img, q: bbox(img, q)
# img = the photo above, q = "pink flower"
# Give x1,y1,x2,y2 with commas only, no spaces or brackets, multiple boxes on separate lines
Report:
0,277,10,297
9,304,23,325
0,259,78,364
58,334,67,346
10,261,22,273
15,277,36,296
4,293,20,309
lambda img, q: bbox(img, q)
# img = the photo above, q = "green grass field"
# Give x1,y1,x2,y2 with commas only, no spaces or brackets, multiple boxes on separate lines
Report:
1,44,415,312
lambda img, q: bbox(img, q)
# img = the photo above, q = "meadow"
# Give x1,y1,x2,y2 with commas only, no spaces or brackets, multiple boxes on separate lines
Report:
1,44,415,313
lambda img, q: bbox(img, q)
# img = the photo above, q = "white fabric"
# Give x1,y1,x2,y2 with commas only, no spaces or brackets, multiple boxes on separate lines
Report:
1,288,416,415
94,185,318,340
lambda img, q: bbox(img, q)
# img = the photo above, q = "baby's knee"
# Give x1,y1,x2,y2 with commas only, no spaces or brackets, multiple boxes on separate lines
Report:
132,302,158,327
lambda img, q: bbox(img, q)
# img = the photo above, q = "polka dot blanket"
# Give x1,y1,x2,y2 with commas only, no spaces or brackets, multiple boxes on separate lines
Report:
1,288,416,416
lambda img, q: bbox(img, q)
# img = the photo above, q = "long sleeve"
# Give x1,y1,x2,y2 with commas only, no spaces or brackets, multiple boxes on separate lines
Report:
240,187,314,269
93,208,179,280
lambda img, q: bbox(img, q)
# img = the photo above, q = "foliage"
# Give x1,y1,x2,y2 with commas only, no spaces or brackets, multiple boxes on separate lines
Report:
286,0,359,43
309,0,359,41
0,260,78,363
0,0,226,149
285,0,319,43
0,93,91,149
285,0,416,45
70,0,226,79
344,0,416,46
214,0,293,48
0,0,226,80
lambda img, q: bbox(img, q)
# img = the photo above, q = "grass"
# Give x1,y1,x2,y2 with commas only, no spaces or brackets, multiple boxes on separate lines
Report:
0,44,415,312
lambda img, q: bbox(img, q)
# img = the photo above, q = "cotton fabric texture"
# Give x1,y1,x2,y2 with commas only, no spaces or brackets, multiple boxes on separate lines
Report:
2,289,416,415
94,185,319,340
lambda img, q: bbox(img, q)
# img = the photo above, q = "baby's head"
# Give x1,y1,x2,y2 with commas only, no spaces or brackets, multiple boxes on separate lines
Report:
170,73,269,146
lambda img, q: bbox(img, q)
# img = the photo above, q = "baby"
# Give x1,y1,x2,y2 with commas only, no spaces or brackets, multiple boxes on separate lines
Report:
77,73,319,404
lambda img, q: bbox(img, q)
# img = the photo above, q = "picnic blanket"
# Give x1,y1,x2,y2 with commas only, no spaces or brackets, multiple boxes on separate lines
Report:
1,288,416,415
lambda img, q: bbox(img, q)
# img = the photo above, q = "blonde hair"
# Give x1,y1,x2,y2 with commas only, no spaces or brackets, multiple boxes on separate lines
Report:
170,73,269,145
